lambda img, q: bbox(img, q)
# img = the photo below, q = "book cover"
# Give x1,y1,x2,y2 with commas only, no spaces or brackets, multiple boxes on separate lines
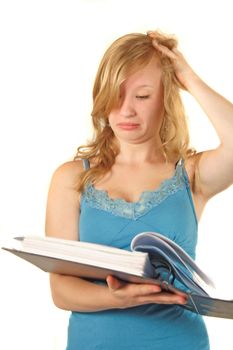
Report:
2,232,233,319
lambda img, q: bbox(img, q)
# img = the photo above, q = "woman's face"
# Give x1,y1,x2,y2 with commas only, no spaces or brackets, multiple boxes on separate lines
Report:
108,57,164,145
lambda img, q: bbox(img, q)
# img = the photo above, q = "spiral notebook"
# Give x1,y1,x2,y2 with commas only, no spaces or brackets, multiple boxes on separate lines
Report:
2,231,233,319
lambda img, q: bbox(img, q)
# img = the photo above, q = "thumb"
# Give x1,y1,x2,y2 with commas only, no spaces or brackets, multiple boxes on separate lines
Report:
106,275,125,291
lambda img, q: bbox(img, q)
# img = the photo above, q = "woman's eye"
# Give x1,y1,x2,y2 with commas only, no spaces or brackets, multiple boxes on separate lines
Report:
136,95,150,99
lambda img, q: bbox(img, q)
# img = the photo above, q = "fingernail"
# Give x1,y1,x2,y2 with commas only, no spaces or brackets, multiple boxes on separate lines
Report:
178,297,187,304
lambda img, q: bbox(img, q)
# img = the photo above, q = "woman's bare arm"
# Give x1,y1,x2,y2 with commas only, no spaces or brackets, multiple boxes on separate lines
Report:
150,37,233,200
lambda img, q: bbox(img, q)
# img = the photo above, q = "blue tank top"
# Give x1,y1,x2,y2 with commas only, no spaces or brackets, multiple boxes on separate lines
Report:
66,159,210,350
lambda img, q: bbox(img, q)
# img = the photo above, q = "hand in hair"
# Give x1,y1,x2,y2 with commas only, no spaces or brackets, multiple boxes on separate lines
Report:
147,31,198,91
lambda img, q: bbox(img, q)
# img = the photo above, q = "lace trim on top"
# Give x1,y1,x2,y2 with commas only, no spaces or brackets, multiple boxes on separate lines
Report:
82,162,188,220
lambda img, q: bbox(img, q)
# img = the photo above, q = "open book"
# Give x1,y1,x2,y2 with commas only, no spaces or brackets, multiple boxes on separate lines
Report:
2,231,233,319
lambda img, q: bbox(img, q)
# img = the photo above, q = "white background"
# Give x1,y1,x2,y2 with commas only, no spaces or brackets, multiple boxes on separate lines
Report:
0,0,233,349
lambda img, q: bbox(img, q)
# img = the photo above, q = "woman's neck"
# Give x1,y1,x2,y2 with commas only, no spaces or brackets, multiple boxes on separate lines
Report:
115,139,166,165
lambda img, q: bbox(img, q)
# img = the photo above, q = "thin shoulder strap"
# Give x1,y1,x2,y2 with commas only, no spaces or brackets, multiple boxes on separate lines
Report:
176,158,189,184
179,158,198,224
82,158,90,170
179,159,189,185
176,158,183,167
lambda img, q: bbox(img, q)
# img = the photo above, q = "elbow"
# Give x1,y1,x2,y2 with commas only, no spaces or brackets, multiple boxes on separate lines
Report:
51,291,68,311
52,298,70,311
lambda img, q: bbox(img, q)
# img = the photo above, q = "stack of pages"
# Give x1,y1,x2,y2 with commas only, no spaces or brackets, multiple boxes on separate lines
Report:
2,231,233,319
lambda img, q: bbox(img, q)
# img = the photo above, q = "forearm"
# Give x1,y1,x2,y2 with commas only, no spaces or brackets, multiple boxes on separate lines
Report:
186,73,233,150
49,273,186,313
49,273,122,312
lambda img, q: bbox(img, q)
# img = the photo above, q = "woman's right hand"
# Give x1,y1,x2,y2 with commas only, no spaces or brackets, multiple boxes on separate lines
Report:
106,275,187,309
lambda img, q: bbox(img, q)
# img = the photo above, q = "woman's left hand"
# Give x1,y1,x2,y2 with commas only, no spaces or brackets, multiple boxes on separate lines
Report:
148,34,199,90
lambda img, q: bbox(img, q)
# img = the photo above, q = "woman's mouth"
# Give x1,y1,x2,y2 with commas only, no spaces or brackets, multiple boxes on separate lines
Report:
117,123,140,130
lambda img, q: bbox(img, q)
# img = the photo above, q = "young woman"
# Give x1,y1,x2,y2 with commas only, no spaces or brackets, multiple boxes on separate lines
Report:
45,30,233,349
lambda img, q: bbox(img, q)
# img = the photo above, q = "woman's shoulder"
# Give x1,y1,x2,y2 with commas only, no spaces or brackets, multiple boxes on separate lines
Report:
55,159,84,173
50,160,84,188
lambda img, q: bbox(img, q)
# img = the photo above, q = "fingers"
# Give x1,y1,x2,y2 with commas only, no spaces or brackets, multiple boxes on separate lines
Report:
147,31,179,60
106,276,186,304
147,30,158,39
106,275,161,296
138,292,187,305
129,282,162,297
106,275,187,308
152,40,177,60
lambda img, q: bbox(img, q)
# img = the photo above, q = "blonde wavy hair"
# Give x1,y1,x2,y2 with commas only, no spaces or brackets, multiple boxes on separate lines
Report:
75,30,195,192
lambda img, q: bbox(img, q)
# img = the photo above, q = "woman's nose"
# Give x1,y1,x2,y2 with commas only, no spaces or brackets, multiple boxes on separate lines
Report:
119,96,136,118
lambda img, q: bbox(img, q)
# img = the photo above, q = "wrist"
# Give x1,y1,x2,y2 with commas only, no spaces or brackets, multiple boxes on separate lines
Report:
181,70,203,92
